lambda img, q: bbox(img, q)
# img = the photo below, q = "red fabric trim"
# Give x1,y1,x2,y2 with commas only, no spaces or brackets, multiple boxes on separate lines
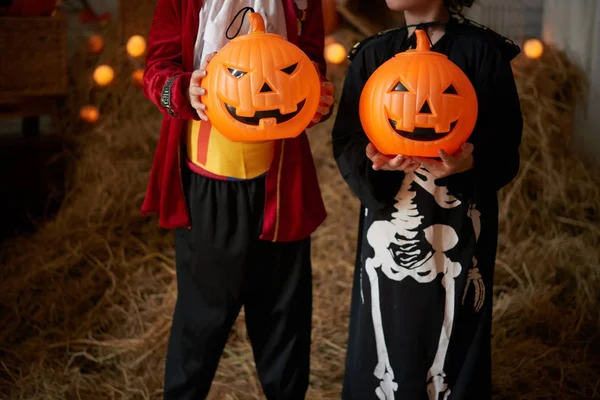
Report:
185,159,228,181
196,120,211,165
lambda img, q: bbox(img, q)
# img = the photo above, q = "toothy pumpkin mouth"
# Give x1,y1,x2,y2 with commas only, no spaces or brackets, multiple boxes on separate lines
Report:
388,119,458,141
225,100,306,125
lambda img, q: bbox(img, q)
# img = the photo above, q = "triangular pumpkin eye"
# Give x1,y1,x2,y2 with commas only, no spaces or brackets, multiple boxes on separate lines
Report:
392,82,409,92
443,84,458,94
281,63,298,75
227,68,247,79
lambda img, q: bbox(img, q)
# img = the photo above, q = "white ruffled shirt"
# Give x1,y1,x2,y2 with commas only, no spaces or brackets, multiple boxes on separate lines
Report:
194,0,289,69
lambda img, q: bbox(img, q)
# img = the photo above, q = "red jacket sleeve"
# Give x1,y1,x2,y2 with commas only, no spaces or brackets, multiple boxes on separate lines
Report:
143,0,198,120
298,0,334,124
298,0,326,76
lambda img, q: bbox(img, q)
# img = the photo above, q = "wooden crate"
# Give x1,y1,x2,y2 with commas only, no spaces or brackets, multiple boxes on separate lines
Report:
0,14,67,129
0,14,67,101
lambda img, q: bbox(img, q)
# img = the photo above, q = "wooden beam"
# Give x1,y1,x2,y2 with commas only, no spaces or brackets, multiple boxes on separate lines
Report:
336,4,382,37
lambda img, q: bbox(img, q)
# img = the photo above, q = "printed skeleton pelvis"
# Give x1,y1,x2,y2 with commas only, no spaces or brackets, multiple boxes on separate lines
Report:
364,168,482,400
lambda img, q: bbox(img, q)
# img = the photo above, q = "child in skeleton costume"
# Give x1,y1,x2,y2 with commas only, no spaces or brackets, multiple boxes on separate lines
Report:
332,0,522,399
142,0,334,398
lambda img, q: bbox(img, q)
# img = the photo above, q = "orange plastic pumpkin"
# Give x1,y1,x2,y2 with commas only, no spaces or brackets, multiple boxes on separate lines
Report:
200,12,320,142
359,29,478,157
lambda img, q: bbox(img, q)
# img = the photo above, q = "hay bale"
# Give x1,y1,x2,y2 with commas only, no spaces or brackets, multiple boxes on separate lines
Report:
0,27,599,400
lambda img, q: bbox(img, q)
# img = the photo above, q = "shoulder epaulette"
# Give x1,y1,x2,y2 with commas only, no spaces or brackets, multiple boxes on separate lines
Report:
452,15,521,59
347,27,404,61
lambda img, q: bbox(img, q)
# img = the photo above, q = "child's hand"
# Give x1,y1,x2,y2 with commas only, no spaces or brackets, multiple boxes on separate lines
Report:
414,143,475,178
366,143,420,173
187,52,216,122
308,63,335,127
312,81,335,124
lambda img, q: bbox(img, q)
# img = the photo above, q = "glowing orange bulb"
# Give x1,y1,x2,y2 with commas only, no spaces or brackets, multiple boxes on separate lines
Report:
524,38,544,59
80,105,99,123
126,35,147,57
93,65,115,86
88,35,104,54
325,42,346,64
132,69,144,87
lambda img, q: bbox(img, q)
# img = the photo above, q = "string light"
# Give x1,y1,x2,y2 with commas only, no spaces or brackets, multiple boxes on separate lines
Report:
88,35,104,54
126,35,147,58
93,65,115,86
524,38,544,59
325,40,347,64
80,105,99,123
84,33,147,123
132,69,144,87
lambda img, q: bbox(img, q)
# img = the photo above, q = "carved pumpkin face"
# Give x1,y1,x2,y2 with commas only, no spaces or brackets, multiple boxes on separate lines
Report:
359,30,478,157
201,12,320,142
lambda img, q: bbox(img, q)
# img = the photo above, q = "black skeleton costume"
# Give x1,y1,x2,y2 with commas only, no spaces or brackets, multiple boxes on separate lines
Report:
332,16,523,400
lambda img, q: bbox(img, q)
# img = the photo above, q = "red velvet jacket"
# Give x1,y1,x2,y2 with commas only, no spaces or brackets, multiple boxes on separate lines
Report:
141,0,328,242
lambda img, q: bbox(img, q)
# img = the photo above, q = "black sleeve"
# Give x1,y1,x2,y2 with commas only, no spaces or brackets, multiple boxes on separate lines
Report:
331,49,405,210
437,46,523,196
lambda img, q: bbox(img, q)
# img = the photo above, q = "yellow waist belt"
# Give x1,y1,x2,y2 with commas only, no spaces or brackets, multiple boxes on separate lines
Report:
186,120,274,180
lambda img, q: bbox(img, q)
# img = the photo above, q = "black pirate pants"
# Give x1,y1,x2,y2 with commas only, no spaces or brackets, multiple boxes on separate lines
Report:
164,169,313,400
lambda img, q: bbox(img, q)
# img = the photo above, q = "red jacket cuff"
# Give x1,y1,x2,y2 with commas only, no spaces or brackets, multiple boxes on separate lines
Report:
169,72,199,120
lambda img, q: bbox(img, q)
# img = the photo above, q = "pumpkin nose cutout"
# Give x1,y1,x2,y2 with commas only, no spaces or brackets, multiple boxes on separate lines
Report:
260,82,274,93
419,100,433,114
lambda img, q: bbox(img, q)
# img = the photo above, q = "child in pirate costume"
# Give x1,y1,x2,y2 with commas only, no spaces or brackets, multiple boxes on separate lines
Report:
332,0,522,399
141,0,334,398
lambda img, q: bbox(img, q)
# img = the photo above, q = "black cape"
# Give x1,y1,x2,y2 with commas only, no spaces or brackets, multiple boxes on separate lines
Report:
332,16,523,400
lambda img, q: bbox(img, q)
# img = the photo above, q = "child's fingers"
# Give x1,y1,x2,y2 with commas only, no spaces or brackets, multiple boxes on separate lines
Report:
445,142,473,162
189,86,206,97
404,161,420,173
200,52,217,70
191,102,208,121
320,95,335,106
461,142,474,153
397,158,417,171
371,154,393,170
366,143,378,159
454,142,474,160
438,150,455,165
196,109,209,121
388,155,406,169
415,156,442,171
317,105,330,115
321,81,334,95
190,69,206,85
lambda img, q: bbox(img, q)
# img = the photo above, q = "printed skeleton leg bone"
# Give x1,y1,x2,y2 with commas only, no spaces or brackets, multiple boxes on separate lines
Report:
365,256,397,400
424,225,461,400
